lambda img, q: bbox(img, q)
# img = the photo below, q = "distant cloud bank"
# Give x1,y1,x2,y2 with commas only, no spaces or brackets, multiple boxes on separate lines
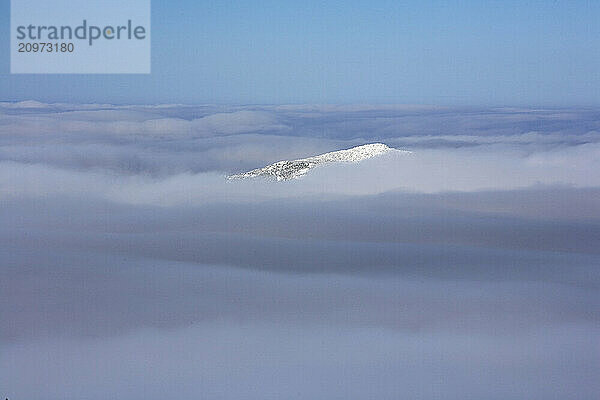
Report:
1,103,599,400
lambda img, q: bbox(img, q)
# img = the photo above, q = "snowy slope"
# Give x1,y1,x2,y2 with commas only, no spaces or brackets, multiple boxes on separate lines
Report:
228,143,408,181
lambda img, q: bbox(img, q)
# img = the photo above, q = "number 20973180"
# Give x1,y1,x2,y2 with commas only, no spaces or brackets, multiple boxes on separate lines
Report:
17,42,74,52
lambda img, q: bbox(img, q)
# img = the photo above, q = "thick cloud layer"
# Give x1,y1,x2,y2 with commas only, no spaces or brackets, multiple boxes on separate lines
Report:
1,103,599,400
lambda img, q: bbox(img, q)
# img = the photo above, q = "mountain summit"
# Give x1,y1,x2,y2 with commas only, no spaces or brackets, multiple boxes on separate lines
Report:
228,143,407,181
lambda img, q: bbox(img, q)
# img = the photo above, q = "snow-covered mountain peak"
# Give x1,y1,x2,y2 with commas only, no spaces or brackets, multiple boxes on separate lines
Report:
228,143,408,181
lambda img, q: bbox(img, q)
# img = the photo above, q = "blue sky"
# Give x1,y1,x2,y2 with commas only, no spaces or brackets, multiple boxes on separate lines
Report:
1,0,599,105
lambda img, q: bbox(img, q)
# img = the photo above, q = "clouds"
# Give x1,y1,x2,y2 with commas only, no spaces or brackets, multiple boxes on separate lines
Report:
2,236,598,398
1,102,599,400
1,102,599,177
4,319,598,400
0,108,287,138
2,144,600,207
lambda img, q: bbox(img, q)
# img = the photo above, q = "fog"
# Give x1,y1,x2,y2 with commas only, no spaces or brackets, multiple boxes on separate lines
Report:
1,103,599,399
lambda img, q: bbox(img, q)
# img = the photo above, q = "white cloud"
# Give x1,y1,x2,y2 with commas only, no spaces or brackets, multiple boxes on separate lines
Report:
1,102,599,400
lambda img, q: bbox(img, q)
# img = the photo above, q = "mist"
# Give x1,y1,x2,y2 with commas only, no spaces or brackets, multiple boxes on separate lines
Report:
1,103,598,400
